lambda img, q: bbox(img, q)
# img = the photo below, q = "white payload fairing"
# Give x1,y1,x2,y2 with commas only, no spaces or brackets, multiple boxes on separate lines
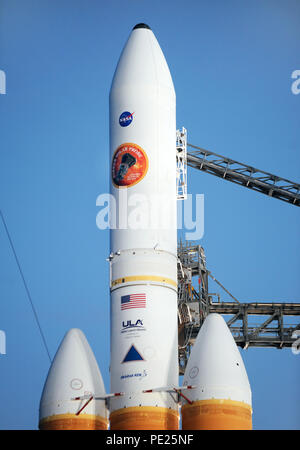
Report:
109,23,179,430
38,23,253,431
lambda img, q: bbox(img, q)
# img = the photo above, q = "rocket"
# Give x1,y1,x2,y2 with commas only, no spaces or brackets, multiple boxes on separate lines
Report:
39,329,108,430
181,314,252,430
38,23,253,432
109,23,179,430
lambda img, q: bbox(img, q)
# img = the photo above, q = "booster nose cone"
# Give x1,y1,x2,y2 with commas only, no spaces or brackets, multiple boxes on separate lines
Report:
39,329,108,430
182,314,252,430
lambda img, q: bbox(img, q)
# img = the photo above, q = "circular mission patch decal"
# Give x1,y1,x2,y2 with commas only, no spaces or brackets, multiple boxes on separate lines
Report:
112,143,148,188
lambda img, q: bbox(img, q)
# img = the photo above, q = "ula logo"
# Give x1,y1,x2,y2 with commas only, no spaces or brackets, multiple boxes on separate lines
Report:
121,319,145,333
119,111,134,127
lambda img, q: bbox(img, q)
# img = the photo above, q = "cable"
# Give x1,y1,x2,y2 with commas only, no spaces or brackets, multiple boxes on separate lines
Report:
0,210,52,363
207,270,240,304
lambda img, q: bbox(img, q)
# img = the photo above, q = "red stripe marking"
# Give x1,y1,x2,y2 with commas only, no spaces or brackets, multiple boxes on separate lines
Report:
75,396,94,415
173,388,193,405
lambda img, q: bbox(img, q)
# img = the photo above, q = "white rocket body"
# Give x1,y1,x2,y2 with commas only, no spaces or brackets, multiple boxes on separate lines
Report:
39,329,108,430
109,24,179,429
182,314,252,429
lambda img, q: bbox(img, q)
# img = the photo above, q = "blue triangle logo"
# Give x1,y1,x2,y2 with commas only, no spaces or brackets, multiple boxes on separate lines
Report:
122,345,144,363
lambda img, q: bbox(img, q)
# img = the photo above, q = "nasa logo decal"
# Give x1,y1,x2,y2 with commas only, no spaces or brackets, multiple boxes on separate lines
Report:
119,111,134,127
112,143,148,188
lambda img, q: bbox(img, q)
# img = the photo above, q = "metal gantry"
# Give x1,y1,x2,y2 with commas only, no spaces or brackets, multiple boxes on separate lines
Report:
175,131,300,372
186,143,300,206
177,241,300,374
176,127,300,207
176,128,188,200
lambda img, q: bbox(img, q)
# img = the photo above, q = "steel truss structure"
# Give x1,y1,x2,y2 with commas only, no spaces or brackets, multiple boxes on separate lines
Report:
177,241,300,374
186,143,300,206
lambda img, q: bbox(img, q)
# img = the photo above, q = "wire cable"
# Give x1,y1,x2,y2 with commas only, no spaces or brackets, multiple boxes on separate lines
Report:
0,209,52,363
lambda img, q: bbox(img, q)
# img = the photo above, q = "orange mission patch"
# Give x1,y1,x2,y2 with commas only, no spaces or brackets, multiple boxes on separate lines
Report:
112,143,148,188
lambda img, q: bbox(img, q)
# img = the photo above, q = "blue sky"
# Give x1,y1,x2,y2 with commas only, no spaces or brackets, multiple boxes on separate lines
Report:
0,0,299,430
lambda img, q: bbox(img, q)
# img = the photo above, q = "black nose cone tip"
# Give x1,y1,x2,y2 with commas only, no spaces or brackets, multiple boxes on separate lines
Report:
133,23,151,30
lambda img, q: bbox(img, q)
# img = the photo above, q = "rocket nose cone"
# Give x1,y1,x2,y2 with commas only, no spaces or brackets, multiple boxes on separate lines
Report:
182,313,252,430
39,327,108,428
203,312,225,325
110,20,174,97
64,327,85,342
201,312,232,333
133,23,151,30
183,313,252,404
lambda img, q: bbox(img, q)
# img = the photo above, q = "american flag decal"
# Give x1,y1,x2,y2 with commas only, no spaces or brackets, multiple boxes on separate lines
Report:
121,293,146,310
